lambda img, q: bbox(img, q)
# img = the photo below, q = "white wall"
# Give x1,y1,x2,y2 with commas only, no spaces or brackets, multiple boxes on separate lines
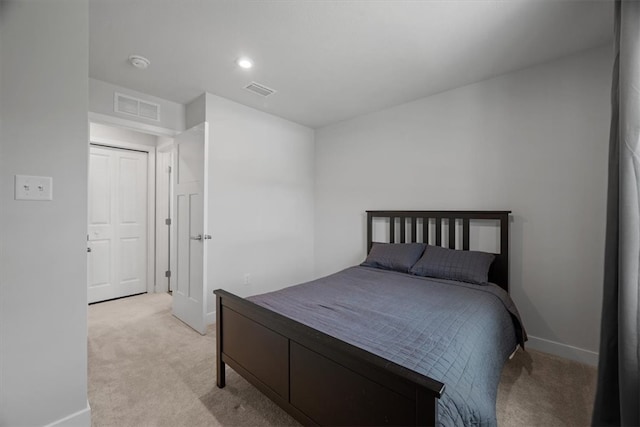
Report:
0,1,91,425
185,93,206,130
90,78,185,133
90,122,158,147
89,86,316,324
314,46,612,365
204,93,315,317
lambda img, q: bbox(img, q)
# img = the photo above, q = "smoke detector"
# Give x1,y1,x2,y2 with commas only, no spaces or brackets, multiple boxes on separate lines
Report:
129,55,150,69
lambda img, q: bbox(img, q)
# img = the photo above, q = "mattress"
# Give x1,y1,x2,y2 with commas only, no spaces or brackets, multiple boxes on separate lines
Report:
249,266,526,427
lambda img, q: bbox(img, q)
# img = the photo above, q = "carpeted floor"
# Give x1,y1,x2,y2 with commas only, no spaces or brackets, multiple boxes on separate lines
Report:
88,293,596,426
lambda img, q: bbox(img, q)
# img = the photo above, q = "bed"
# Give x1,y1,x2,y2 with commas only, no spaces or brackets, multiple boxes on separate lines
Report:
214,210,525,426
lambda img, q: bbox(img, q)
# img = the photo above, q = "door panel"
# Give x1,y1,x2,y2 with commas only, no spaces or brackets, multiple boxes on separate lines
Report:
172,122,208,334
176,193,190,296
89,240,111,288
188,192,203,301
88,145,148,303
177,139,203,185
120,237,140,281
119,157,141,222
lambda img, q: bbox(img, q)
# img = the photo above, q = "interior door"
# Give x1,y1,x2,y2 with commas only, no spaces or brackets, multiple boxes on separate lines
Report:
88,145,148,303
171,122,209,334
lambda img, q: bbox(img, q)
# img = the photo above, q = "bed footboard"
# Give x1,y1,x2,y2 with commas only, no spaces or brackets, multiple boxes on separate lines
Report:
215,289,444,426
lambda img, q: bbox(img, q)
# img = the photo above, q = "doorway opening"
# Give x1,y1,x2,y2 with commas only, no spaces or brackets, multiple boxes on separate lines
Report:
87,116,209,335
87,121,174,303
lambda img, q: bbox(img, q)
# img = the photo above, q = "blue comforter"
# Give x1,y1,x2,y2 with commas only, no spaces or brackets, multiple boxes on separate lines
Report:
249,266,526,427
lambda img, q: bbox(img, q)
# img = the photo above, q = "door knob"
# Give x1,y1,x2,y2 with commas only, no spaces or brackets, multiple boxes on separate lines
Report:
190,234,203,241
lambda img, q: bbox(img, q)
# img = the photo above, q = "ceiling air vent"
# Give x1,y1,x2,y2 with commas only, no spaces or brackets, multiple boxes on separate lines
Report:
244,82,276,97
114,92,160,121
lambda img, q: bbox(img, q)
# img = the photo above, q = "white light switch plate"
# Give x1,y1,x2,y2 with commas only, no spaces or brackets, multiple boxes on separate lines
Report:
15,175,53,201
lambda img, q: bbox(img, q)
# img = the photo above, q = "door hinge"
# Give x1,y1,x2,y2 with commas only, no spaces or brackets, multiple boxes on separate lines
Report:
165,218,171,226
165,270,171,278
167,166,172,174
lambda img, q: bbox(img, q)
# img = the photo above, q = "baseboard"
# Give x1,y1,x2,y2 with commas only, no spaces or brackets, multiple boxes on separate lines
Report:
205,310,216,325
44,401,91,427
526,335,599,366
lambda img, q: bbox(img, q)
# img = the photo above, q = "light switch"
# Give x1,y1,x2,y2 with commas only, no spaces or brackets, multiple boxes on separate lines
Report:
15,175,53,201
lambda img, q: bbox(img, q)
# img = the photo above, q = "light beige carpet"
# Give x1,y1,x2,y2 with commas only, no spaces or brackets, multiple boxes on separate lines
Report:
88,293,596,427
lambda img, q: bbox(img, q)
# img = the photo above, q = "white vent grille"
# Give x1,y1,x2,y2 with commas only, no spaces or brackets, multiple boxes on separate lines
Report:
138,101,159,120
244,82,276,97
114,92,160,121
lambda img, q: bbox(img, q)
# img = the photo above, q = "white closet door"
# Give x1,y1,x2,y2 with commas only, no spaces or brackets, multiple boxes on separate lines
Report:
88,145,148,303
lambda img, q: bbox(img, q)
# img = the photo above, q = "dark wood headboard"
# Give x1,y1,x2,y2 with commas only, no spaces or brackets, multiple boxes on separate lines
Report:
366,210,511,292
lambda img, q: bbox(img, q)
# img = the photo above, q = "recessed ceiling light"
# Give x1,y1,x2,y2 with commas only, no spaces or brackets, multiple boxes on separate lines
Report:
237,57,254,69
129,55,150,69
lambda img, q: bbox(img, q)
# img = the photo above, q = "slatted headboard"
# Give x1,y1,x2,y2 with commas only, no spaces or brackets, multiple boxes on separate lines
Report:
366,210,511,292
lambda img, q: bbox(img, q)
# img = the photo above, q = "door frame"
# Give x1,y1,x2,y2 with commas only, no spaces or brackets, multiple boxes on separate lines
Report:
87,144,151,302
89,113,181,296
155,143,174,294
89,131,157,295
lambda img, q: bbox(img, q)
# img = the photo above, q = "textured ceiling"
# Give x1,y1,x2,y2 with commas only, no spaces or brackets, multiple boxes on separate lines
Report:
89,0,613,129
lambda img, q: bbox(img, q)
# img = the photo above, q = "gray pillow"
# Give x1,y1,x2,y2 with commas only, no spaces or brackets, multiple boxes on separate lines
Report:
361,243,426,273
409,245,495,285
